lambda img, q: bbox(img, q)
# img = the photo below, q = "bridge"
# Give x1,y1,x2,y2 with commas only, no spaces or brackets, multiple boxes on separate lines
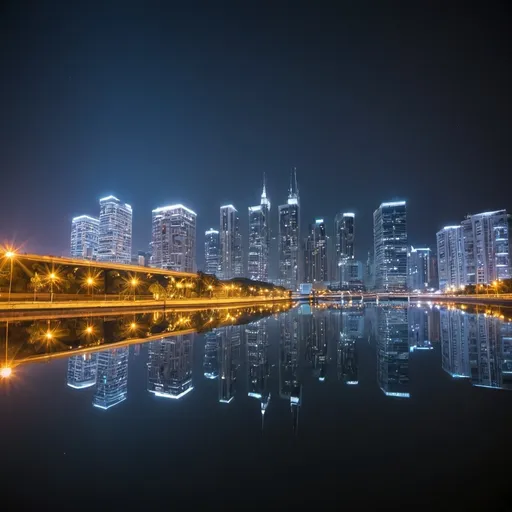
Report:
0,251,290,309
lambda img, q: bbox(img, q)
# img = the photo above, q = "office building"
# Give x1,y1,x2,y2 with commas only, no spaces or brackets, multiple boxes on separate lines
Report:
248,178,271,281
373,201,408,291
151,204,196,272
436,226,464,291
147,335,194,399
219,205,243,279
463,210,511,285
278,168,300,290
67,353,98,389
334,212,355,260
70,215,99,260
303,219,328,284
407,246,431,291
93,347,129,410
97,195,132,264
204,229,220,275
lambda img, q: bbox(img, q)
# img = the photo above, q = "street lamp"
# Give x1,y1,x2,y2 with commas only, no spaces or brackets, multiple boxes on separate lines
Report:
4,251,16,303
86,276,95,299
48,272,58,302
130,278,138,301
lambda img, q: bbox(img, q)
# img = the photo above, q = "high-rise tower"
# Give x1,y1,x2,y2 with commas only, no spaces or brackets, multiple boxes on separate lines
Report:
219,205,243,279
204,229,220,275
70,215,99,260
373,201,408,291
151,204,197,272
248,175,271,281
97,196,132,264
278,168,300,290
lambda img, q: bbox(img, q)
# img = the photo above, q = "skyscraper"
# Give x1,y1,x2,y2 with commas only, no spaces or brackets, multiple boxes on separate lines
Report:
93,347,129,410
462,210,511,285
219,205,242,279
203,330,220,379
97,195,132,264
278,168,300,289
248,177,271,281
334,212,355,261
67,353,98,389
303,219,328,284
436,226,464,291
246,319,270,416
373,201,408,291
147,334,194,399
204,229,220,275
70,215,99,260
151,204,197,272
407,246,431,291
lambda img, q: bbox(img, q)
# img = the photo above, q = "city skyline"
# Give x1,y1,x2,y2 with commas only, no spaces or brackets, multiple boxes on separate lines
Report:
2,5,509,262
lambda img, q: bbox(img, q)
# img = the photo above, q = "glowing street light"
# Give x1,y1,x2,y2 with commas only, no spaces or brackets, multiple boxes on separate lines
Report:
130,278,139,301
4,250,16,303
47,272,59,302
0,366,12,379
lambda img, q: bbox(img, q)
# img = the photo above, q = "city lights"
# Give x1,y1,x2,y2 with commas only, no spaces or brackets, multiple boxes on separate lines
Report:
0,367,12,379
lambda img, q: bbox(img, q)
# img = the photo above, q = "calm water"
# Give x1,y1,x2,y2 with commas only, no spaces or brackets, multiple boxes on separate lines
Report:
2,302,512,508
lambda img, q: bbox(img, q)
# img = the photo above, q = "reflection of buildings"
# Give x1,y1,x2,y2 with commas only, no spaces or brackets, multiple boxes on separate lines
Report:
203,330,220,379
337,309,363,384
93,347,129,409
408,307,434,351
376,307,409,398
219,325,242,403
147,335,194,399
205,229,220,276
67,354,98,389
246,319,270,416
304,310,328,381
279,309,302,435
441,309,512,390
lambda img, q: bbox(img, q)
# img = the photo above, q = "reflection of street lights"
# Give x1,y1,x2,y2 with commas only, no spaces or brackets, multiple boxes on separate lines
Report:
5,251,16,303
1,320,11,379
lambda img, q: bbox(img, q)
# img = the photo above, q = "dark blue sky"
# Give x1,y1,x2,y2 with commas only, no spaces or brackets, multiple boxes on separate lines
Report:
1,1,510,262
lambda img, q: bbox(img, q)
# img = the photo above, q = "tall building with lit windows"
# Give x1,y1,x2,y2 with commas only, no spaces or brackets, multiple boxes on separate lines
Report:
278,168,300,289
436,226,464,291
93,347,129,410
462,210,511,285
219,205,242,279
204,229,220,275
70,215,99,260
248,177,271,281
373,201,408,291
303,219,328,284
67,353,98,389
97,195,132,264
407,246,431,291
151,204,197,272
147,334,194,399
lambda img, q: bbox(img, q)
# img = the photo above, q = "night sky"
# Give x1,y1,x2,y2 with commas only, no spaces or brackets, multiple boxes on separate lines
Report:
1,2,510,264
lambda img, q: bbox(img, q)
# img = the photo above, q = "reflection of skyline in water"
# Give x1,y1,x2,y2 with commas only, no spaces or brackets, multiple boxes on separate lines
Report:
376,306,410,398
52,304,512,418
93,348,129,410
441,308,512,390
148,334,194,399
